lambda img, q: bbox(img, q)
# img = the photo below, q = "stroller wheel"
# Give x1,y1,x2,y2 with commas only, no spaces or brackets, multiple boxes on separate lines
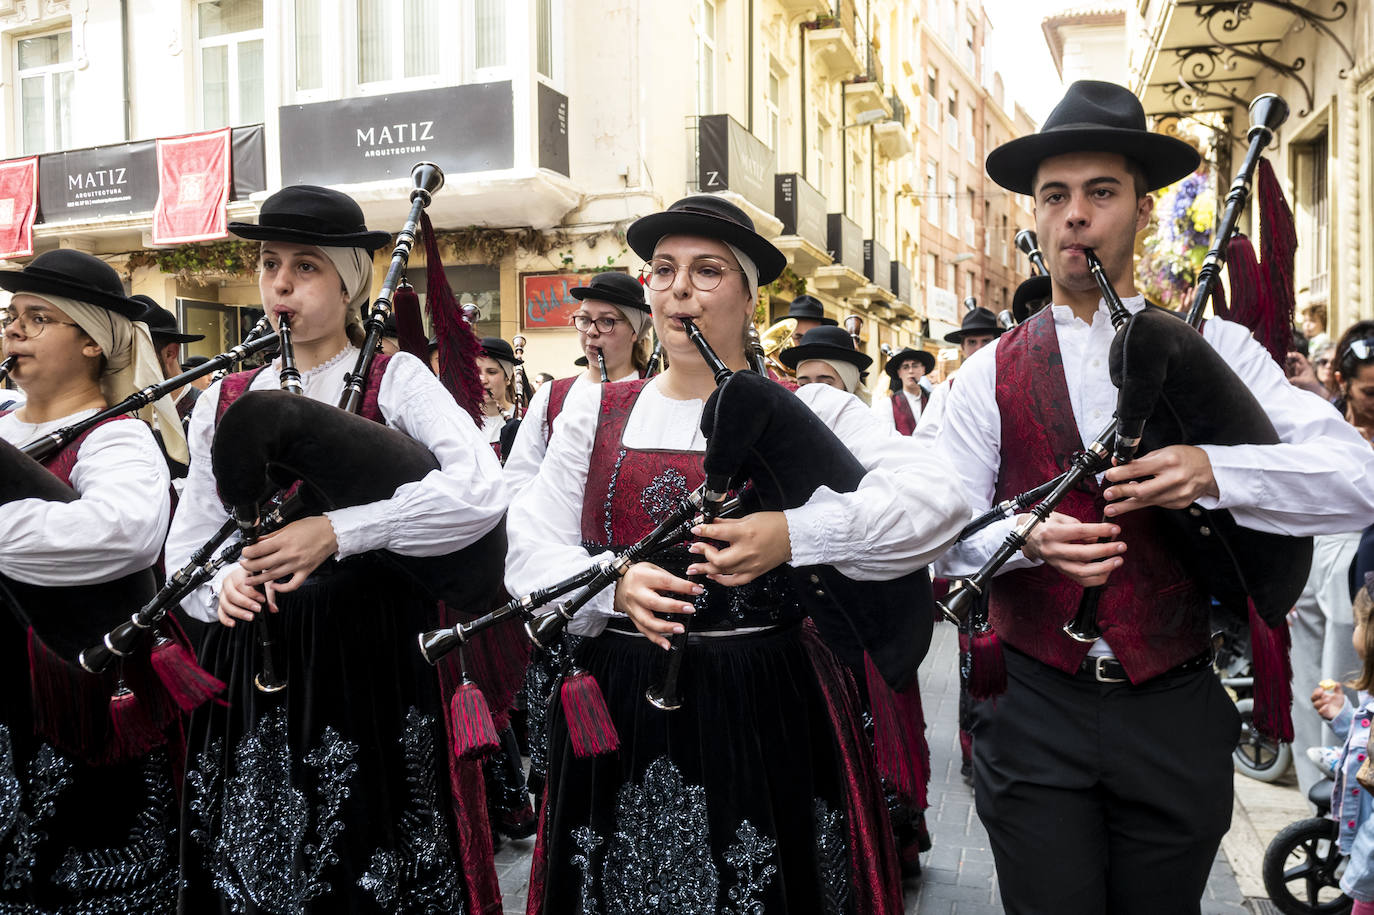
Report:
1262,816,1351,915
1234,697,1293,782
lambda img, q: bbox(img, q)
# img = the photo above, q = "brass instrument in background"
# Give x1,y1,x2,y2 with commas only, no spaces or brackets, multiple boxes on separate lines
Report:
756,318,798,378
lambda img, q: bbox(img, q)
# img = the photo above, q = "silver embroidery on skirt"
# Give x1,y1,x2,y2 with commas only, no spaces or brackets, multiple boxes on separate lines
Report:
813,798,850,915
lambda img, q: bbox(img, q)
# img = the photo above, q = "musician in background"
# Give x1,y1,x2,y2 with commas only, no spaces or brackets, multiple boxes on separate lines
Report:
136,295,206,429
0,250,178,912
935,80,1374,914
165,185,509,913
506,195,968,913
782,293,836,342
180,355,214,391
915,301,1010,448
504,271,650,492
476,336,519,457
872,345,934,435
777,324,870,395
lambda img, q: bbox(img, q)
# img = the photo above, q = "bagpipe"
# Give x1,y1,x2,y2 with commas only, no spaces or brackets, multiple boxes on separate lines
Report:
78,162,506,696
940,95,1309,718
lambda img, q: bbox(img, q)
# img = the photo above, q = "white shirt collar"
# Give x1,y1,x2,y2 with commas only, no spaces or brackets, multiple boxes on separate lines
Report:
1049,294,1147,328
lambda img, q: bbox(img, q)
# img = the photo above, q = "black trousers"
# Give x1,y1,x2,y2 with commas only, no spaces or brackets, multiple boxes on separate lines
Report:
971,646,1240,915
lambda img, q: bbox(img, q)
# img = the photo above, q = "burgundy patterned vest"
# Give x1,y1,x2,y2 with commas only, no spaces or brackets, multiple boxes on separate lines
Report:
0,413,132,484
580,379,800,631
543,375,578,443
890,391,927,437
216,354,392,426
990,309,1210,683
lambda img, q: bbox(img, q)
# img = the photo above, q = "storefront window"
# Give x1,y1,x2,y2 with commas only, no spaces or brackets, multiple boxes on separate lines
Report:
180,299,268,367
407,265,503,339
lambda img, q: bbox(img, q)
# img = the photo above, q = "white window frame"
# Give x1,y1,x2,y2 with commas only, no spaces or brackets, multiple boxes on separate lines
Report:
195,1,265,130
535,0,563,86
813,113,830,201
467,0,509,84
15,28,74,155
765,64,783,163
925,159,938,224
696,0,717,115
350,0,451,94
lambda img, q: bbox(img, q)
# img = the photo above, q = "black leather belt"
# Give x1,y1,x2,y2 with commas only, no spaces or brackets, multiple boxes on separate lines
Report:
1076,650,1213,684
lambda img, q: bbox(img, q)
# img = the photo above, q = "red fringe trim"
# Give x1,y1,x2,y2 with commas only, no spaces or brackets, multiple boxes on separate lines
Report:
1248,597,1294,743
449,680,500,760
967,626,1008,700
560,668,619,758
109,685,165,759
150,637,226,711
392,281,431,361
863,653,926,808
421,211,487,424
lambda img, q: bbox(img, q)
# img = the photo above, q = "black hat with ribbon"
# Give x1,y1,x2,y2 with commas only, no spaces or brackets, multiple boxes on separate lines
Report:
134,295,206,344
785,294,838,326
627,194,787,284
229,185,391,251
778,325,873,372
883,346,935,379
570,271,650,315
944,306,1006,344
986,80,1201,195
0,249,145,319
1011,275,1054,324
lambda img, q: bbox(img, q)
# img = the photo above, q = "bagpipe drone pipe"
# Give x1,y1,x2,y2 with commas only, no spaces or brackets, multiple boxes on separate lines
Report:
697,365,935,692
210,389,507,613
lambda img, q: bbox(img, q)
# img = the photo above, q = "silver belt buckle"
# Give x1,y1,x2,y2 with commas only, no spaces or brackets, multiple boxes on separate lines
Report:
1094,656,1127,683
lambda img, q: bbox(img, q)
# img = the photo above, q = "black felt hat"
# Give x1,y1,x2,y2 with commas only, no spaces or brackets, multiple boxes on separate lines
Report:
627,195,787,285
229,185,391,251
986,80,1201,195
778,325,873,372
944,306,1006,344
180,354,211,372
570,271,649,314
480,336,522,366
883,346,935,379
0,249,145,320
1011,275,1054,324
134,295,206,343
785,294,838,326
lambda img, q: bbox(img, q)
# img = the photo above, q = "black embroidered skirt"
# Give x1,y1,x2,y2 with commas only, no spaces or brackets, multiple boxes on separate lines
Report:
179,559,471,915
529,622,899,915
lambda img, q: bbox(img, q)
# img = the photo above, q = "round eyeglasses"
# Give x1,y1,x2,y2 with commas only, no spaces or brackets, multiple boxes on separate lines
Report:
0,310,80,339
639,258,745,292
572,314,625,333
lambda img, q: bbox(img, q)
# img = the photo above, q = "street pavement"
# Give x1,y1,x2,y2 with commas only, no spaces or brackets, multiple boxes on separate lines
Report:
496,621,1304,913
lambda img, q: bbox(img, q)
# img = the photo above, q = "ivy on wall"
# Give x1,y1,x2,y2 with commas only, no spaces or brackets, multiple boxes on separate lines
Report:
124,240,260,280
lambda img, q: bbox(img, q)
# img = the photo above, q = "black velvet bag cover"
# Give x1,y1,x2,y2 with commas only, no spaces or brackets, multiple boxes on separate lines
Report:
700,371,934,691
212,390,506,612
1109,306,1313,624
0,438,155,658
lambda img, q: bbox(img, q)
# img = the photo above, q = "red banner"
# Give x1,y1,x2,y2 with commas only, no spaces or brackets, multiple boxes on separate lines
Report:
152,128,230,245
521,270,632,330
0,157,38,259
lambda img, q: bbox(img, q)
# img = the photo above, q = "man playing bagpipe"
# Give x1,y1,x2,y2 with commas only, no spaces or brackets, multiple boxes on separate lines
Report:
934,80,1374,914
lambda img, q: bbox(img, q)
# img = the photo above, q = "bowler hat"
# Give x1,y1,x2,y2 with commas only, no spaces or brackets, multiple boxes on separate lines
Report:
0,249,145,320
627,195,787,285
480,337,522,367
986,80,1200,195
778,325,872,372
1011,275,1053,324
883,347,935,379
569,271,649,314
134,295,206,343
785,294,837,326
229,185,391,251
181,354,211,372
944,306,1005,344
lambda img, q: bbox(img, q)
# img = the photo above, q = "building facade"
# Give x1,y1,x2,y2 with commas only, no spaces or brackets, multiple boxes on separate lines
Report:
0,0,967,385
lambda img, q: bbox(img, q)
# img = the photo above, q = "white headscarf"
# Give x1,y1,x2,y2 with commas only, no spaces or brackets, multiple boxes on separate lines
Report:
316,245,373,337
32,293,188,464
724,243,760,303
799,357,860,395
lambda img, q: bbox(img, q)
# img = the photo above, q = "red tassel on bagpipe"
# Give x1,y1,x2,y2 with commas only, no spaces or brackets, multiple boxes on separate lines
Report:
449,678,500,760
391,280,431,362
150,636,226,712
967,624,1007,701
1248,597,1294,743
1257,157,1297,366
109,682,165,760
560,667,619,758
419,211,487,424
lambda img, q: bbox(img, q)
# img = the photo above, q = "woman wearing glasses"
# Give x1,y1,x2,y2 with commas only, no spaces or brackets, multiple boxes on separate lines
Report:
505,196,968,914
0,250,180,912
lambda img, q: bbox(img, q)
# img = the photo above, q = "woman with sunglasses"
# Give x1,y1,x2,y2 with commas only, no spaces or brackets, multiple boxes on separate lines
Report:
505,196,968,914
0,250,181,912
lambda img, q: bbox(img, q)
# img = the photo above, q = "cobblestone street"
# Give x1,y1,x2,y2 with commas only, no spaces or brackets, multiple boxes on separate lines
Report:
497,623,1277,913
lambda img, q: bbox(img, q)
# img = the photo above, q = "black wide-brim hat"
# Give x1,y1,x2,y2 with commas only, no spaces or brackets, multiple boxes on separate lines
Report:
0,249,145,320
480,336,522,366
627,195,787,285
884,346,935,379
785,294,838,326
570,271,650,314
133,294,205,343
778,325,872,372
986,80,1201,195
1011,275,1053,324
944,306,1006,344
181,355,211,371
229,185,391,251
